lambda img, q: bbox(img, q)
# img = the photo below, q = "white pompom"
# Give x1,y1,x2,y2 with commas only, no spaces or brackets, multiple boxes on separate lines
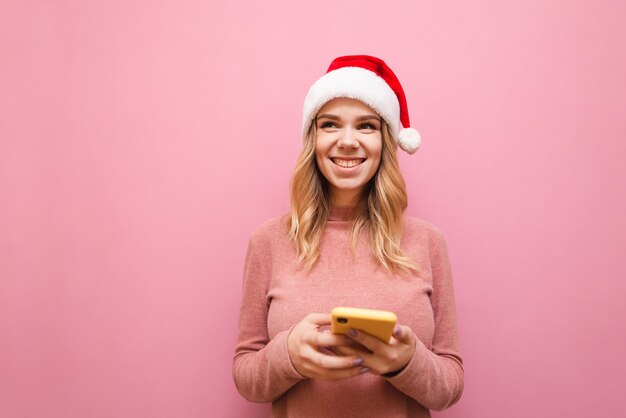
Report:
398,128,422,154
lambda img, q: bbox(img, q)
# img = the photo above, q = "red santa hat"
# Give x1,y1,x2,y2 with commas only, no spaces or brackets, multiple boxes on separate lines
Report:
302,55,422,154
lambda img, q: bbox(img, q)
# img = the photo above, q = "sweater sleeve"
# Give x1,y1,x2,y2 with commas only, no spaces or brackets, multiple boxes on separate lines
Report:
232,229,305,402
385,230,464,411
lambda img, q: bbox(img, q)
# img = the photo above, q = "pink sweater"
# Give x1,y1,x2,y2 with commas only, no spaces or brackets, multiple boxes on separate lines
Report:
233,207,464,417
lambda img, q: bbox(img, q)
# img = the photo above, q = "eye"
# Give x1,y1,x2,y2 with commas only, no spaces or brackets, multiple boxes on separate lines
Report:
358,122,379,131
319,121,339,129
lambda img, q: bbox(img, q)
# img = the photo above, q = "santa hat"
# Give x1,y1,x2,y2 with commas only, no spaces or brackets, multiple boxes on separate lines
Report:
302,55,421,154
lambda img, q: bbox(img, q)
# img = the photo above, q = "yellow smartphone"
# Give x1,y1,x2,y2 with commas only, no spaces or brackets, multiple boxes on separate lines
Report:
331,307,398,343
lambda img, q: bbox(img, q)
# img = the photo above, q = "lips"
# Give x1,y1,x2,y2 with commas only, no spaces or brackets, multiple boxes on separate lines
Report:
331,157,366,168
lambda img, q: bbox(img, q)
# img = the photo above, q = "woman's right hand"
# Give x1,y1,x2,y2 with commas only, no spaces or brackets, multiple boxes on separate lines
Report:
287,313,368,381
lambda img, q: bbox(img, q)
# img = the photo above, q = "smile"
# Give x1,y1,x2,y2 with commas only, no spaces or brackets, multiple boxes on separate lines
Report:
331,158,366,168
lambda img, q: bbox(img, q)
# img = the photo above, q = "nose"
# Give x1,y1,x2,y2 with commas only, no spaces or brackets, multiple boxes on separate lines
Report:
337,127,359,148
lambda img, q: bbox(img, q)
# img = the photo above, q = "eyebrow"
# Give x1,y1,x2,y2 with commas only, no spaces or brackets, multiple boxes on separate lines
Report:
317,114,381,122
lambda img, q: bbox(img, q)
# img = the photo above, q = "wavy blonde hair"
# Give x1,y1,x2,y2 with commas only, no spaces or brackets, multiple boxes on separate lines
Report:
287,119,419,275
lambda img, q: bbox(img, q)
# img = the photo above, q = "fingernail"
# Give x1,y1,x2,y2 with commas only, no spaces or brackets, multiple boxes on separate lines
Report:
393,326,400,337
359,367,369,374
348,329,357,337
352,357,363,366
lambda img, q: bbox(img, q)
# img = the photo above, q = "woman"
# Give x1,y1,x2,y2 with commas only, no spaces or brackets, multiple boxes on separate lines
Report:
233,55,463,417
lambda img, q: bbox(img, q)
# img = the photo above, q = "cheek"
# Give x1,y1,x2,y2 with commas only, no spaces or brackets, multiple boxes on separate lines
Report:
370,139,383,169
369,156,382,179
314,142,330,179
315,136,332,164
314,135,325,156
315,153,326,175
372,155,382,172
314,143,323,164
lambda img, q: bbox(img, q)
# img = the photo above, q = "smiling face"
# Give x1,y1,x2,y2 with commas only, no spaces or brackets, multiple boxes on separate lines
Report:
315,98,383,207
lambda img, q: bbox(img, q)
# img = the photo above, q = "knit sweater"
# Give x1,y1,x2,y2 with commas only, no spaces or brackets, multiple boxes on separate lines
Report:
233,207,464,417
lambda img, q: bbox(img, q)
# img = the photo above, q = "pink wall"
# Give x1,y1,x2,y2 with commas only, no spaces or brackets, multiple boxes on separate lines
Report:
1,1,625,417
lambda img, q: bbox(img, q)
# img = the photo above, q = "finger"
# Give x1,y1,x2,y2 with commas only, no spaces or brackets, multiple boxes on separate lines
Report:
322,328,368,351
346,328,386,352
326,346,346,356
307,348,363,370
324,343,358,357
332,345,364,357
306,331,353,347
319,346,336,356
305,312,332,326
391,325,414,344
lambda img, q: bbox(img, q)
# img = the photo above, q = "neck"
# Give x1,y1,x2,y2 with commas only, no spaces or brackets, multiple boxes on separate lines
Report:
329,188,362,208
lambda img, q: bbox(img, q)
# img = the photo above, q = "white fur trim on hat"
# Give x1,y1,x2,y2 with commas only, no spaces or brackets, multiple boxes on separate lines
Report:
302,67,401,139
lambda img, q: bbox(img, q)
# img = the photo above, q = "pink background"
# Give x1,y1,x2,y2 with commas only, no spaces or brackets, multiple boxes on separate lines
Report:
1,1,625,417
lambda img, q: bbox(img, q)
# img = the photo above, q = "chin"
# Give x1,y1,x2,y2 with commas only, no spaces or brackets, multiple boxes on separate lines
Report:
331,182,368,196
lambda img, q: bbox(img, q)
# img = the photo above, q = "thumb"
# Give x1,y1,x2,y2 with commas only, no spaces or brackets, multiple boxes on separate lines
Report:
392,325,413,344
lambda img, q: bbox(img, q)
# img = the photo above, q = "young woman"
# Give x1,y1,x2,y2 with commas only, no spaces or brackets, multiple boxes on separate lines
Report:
233,55,463,417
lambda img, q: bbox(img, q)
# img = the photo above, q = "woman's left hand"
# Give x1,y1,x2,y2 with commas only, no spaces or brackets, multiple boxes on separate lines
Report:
332,325,416,376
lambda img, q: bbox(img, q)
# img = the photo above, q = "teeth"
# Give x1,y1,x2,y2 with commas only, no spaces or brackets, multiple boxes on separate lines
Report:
333,158,363,168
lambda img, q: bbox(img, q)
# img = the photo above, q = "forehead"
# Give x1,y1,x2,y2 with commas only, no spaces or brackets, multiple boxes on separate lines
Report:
317,97,379,117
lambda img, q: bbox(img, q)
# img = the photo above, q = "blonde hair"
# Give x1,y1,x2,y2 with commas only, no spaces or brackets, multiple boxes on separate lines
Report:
288,119,419,275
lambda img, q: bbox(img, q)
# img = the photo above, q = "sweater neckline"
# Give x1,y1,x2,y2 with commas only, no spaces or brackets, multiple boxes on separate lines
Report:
328,206,354,222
